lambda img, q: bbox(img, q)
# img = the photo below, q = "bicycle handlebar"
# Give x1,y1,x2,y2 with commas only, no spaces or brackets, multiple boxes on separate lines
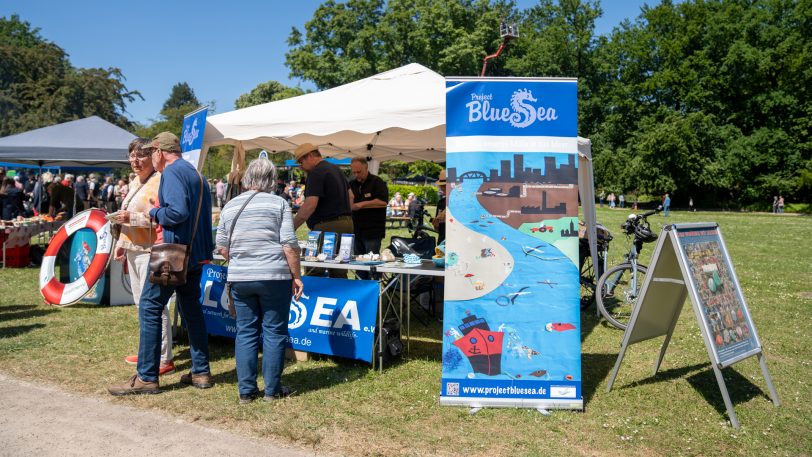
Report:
640,206,663,218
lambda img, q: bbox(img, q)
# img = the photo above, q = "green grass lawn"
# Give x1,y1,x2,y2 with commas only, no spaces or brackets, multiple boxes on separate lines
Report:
1,209,810,456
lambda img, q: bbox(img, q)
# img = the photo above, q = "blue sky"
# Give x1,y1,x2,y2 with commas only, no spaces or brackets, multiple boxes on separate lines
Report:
1,0,655,125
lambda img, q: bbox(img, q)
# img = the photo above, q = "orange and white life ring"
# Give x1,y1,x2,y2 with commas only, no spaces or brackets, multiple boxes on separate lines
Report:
39,209,113,306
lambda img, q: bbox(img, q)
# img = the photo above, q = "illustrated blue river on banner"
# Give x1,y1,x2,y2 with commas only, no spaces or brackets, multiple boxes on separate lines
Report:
199,266,379,363
441,78,582,409
181,107,207,169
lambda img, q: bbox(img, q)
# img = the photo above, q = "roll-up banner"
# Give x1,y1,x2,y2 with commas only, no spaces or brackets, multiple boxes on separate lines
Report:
441,78,582,410
181,107,207,169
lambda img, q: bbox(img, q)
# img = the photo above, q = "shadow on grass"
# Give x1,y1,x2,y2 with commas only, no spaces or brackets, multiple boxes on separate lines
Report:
0,323,46,338
0,308,58,322
0,304,38,313
616,362,710,389
686,366,769,415
581,352,621,405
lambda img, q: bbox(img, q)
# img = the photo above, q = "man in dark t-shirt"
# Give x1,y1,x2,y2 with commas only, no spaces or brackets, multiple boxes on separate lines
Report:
433,170,448,244
349,157,388,278
293,143,353,278
48,179,75,219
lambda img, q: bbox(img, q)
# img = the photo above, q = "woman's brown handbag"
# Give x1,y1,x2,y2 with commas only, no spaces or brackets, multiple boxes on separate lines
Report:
148,173,204,287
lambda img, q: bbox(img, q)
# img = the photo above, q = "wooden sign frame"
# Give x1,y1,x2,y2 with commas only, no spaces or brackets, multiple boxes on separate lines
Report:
606,223,779,429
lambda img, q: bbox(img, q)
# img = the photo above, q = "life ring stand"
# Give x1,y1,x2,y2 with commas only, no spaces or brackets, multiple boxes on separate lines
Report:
39,209,113,307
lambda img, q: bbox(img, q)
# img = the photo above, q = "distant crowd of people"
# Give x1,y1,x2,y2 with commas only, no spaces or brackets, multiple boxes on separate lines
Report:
0,167,135,220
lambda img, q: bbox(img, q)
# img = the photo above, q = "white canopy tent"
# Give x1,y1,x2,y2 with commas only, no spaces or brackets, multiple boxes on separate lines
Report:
202,63,599,271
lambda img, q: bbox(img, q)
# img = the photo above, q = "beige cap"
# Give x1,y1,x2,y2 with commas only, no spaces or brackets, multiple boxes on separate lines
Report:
293,143,318,162
142,131,180,152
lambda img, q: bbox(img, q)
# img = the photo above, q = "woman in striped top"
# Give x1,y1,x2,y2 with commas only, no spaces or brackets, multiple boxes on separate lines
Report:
216,158,303,404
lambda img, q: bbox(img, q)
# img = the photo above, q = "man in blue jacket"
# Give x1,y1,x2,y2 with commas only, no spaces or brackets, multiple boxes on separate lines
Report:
109,132,214,396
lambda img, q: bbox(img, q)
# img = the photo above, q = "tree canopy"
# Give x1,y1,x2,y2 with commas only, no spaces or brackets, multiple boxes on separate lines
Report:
285,0,811,206
234,80,305,109
0,15,140,137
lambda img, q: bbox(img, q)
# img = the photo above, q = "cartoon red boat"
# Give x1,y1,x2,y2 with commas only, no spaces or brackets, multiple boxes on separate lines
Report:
452,314,504,376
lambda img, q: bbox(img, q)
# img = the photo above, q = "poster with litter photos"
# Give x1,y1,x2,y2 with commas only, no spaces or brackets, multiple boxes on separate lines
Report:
441,78,582,410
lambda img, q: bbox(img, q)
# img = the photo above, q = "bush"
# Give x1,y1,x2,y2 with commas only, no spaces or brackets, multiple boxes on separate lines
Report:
387,184,438,205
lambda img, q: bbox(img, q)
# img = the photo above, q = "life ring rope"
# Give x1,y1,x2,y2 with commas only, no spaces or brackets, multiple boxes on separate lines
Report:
39,210,113,306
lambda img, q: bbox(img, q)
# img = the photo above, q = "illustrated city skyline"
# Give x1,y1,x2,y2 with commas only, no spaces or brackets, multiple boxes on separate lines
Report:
448,154,577,184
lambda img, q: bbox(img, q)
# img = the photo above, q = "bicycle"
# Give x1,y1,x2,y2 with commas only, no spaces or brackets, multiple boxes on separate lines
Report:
595,206,661,330
579,223,613,309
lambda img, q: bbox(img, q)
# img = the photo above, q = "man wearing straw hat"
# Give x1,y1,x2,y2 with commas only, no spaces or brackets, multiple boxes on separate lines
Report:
292,143,353,278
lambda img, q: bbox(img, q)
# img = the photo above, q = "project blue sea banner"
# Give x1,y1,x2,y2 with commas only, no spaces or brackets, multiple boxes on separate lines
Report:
441,78,582,409
288,276,379,363
446,79,577,138
199,263,235,338
181,108,207,169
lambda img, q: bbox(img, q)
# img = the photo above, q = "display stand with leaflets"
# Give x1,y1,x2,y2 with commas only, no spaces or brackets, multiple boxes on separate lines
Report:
607,223,780,429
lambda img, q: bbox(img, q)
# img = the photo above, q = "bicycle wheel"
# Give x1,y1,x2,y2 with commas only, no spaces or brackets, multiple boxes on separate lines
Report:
596,263,649,330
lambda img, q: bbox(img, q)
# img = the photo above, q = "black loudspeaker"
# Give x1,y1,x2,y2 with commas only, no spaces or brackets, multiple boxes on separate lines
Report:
388,236,436,259
376,318,403,365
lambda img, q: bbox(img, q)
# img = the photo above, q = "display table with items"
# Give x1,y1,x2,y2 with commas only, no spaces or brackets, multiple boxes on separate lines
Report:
204,248,445,371
1,217,62,268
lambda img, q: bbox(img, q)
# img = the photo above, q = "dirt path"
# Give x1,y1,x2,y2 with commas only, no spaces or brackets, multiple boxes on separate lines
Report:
0,372,321,457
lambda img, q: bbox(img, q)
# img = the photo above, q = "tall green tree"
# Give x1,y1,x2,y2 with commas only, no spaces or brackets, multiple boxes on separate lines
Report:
234,80,305,109
0,15,140,136
136,82,202,139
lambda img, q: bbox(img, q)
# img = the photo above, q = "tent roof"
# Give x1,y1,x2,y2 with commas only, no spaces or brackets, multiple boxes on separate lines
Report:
0,116,136,167
204,63,446,162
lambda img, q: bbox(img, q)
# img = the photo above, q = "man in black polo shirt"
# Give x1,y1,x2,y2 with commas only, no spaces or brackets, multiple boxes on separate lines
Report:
293,143,354,278
349,157,388,278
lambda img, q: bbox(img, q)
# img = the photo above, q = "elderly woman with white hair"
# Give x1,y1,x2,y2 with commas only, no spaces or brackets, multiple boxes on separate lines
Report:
216,158,303,404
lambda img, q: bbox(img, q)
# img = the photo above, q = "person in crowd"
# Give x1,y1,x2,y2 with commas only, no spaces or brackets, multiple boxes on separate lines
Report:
772,196,778,214
608,192,616,208
689,197,695,212
13,175,24,190
388,192,406,216
215,178,225,209
128,172,138,193
433,170,448,244
349,157,388,277
62,173,74,188
619,193,625,208
102,176,116,212
777,195,785,213
108,132,213,396
74,175,90,210
216,158,303,404
32,173,52,215
599,190,605,208
48,174,75,219
292,143,353,278
663,192,671,216
111,138,174,376
25,175,36,194
115,179,128,209
0,177,25,220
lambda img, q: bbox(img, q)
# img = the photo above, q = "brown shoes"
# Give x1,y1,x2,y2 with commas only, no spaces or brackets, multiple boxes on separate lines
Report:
107,374,161,396
180,371,214,389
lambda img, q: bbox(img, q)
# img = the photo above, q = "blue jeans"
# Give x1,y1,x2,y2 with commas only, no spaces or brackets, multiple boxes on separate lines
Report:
232,279,292,396
137,268,209,382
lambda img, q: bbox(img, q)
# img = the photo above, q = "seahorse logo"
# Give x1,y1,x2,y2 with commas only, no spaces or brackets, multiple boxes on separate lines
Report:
288,294,309,329
509,89,537,128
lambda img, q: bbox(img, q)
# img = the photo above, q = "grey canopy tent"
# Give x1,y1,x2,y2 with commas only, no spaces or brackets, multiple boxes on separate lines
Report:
0,116,135,168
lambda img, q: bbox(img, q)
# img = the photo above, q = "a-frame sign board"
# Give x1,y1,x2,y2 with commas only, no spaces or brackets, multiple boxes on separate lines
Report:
606,223,780,429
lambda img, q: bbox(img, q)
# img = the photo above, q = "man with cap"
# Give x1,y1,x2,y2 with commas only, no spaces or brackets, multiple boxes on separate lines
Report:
349,157,388,279
292,143,353,278
108,131,214,396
